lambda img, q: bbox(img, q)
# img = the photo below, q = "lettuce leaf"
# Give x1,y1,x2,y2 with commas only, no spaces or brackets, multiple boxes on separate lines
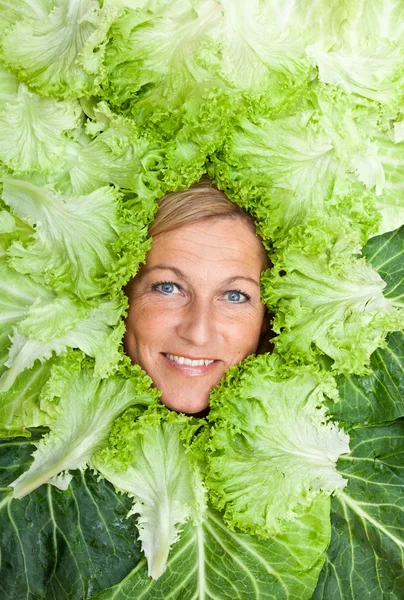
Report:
262,236,403,374
306,0,404,111
2,178,124,299
210,86,382,244
0,265,126,392
93,405,206,579
102,0,222,120
206,354,349,537
0,67,83,174
9,353,157,499
69,106,166,197
0,359,55,437
0,0,115,98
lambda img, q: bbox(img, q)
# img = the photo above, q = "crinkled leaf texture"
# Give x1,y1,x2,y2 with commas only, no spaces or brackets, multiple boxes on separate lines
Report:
0,66,83,174
2,178,123,299
0,268,126,392
10,354,158,498
93,406,207,580
332,331,404,424
312,421,404,600
262,239,403,375
206,354,349,537
0,428,331,600
0,358,55,437
94,499,330,600
0,0,115,97
0,432,143,600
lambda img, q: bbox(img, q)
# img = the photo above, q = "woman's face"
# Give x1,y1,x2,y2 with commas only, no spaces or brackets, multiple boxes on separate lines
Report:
124,217,269,414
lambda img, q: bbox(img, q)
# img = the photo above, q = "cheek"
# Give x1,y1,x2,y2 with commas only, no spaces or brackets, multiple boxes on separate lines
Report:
124,298,174,357
227,308,266,358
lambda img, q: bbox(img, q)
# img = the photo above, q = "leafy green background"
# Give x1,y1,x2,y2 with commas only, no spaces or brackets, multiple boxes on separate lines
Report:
312,227,404,599
0,431,142,600
0,432,330,600
312,421,404,600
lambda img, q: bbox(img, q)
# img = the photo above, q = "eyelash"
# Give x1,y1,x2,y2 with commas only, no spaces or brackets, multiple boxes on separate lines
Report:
228,289,252,302
151,280,180,292
151,281,251,302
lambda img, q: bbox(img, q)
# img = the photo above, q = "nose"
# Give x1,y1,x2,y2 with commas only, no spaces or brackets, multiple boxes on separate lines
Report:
175,297,217,347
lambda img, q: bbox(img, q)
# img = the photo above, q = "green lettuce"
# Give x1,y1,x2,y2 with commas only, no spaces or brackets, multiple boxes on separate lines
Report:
0,432,331,600
0,265,126,393
0,0,116,98
206,355,349,537
0,1,403,598
10,353,157,498
262,236,403,374
2,178,124,299
210,85,382,245
93,405,206,579
306,1,404,111
0,66,83,174
0,359,55,437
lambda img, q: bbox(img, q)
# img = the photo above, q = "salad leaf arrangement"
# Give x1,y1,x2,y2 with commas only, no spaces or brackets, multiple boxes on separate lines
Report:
0,1,403,599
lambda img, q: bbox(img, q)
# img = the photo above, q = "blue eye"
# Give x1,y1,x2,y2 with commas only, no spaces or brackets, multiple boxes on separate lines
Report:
226,290,250,303
152,281,180,295
160,283,175,294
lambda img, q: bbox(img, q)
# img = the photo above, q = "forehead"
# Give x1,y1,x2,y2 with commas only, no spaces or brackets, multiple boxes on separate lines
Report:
145,218,266,274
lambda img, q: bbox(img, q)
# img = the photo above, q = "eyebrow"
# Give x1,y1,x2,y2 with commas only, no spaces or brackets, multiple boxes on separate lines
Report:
145,265,260,287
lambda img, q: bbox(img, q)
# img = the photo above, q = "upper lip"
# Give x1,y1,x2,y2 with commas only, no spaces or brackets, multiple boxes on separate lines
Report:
162,352,218,361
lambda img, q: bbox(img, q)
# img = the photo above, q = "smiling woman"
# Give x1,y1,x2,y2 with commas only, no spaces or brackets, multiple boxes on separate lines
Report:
124,178,270,414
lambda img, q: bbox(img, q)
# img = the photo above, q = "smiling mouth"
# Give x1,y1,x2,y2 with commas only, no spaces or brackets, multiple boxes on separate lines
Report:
164,353,216,367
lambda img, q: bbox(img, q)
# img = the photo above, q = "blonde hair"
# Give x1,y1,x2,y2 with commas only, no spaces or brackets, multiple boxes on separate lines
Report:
149,178,258,238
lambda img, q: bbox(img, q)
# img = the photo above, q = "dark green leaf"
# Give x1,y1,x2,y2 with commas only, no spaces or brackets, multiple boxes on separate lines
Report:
363,225,404,307
330,331,404,424
0,433,142,600
311,421,404,600
94,498,331,600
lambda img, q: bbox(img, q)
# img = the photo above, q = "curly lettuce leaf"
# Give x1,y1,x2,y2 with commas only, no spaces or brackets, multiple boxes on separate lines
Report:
9,354,157,499
93,405,206,580
102,0,222,116
350,101,404,236
211,88,381,244
0,265,127,391
69,106,166,197
306,1,404,111
217,0,342,111
206,354,349,537
0,0,115,98
0,359,55,437
2,178,124,299
262,245,403,374
0,74,82,174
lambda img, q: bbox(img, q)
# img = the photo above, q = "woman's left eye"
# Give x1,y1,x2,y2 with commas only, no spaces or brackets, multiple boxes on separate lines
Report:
225,290,251,303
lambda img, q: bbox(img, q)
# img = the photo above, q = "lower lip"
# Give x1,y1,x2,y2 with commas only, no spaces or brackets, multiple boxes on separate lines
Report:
161,354,219,376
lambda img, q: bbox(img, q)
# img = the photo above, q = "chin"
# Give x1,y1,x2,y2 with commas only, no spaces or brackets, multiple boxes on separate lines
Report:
160,393,210,416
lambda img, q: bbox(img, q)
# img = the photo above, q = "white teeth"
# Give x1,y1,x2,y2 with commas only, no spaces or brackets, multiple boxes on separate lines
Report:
166,354,214,367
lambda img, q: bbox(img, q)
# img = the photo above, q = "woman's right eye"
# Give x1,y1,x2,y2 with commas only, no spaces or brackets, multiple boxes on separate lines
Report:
152,281,181,295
